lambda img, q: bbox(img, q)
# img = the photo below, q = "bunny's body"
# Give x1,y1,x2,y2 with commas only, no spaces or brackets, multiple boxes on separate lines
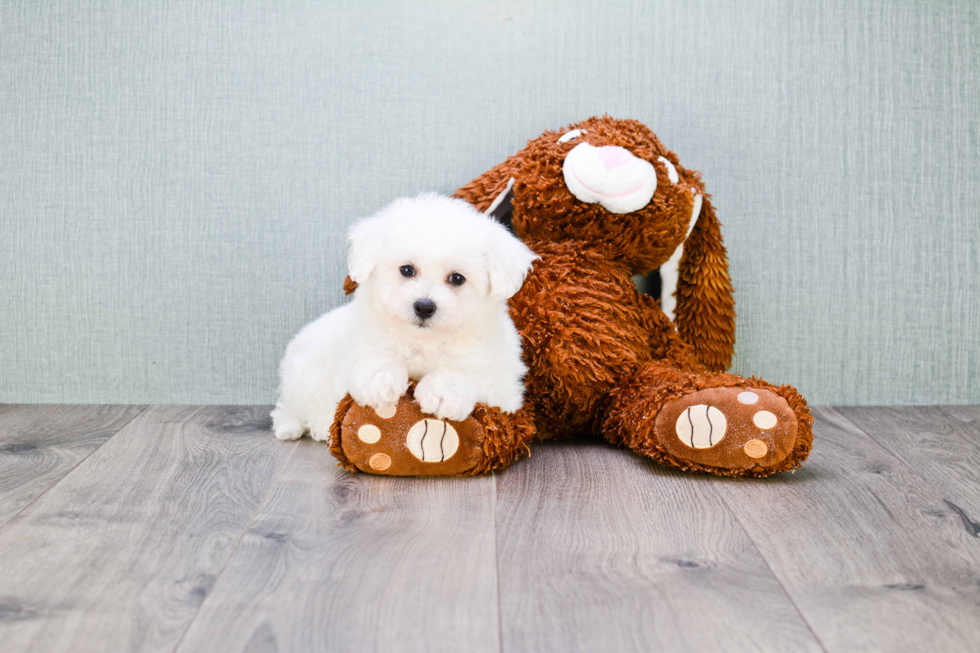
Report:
333,118,812,477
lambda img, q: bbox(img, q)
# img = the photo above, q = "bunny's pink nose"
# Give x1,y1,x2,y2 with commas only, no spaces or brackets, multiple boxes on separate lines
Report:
597,146,634,170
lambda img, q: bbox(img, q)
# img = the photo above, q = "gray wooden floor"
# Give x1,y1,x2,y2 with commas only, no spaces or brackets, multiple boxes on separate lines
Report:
0,405,978,652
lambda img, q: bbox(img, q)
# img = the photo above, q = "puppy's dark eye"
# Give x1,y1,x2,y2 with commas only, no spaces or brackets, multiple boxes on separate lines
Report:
400,265,415,278
448,272,466,286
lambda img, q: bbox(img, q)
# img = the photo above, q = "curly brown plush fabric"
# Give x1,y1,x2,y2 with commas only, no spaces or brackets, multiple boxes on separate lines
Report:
508,240,705,440
466,404,536,476
329,393,360,473
343,275,357,296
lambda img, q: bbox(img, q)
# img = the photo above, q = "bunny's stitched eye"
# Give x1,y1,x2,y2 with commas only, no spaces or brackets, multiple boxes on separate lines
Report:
447,272,466,287
400,265,416,278
557,129,586,144
657,156,679,184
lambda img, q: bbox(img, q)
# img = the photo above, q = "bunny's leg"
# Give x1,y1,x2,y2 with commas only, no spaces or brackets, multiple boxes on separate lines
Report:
329,388,535,477
602,361,813,477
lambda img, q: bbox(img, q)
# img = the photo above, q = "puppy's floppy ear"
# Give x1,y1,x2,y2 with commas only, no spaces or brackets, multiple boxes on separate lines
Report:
483,218,538,299
346,213,387,284
674,195,736,371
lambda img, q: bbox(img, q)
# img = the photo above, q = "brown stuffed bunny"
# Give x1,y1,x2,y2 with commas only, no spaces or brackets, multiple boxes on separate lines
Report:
332,117,812,478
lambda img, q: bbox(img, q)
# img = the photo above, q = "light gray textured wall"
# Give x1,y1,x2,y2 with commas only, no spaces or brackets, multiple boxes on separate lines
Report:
1,0,978,405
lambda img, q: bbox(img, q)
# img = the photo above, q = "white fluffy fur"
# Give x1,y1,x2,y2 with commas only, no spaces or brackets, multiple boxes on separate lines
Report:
271,193,538,442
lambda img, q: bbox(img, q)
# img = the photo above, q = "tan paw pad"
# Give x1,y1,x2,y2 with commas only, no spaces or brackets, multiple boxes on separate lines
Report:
406,419,459,462
675,405,727,449
655,386,799,472
357,424,381,443
375,404,397,419
743,439,768,458
753,410,777,429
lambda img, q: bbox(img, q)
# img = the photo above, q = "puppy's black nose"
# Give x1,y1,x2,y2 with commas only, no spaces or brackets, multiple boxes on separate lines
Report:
413,298,437,320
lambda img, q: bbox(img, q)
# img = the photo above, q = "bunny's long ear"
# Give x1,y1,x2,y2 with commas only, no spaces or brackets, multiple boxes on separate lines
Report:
674,195,736,371
455,157,519,212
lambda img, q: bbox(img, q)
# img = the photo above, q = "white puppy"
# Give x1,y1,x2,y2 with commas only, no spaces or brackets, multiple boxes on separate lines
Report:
271,193,538,442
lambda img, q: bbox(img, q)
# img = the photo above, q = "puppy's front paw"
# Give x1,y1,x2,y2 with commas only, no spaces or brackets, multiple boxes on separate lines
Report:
308,421,333,442
271,408,305,441
415,372,478,422
348,361,410,411
486,387,525,414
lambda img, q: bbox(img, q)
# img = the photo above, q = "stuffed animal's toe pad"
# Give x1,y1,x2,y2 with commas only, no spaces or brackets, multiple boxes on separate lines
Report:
655,387,798,472
340,396,486,476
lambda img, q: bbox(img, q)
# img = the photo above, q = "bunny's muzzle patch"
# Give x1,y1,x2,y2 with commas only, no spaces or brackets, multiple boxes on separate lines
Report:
562,143,657,213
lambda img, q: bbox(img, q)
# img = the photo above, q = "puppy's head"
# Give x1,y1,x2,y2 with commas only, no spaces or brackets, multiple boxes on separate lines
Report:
347,193,537,335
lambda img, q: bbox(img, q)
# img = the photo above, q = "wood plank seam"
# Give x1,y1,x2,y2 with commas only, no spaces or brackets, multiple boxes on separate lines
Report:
0,405,149,535
169,439,301,653
830,407,972,494
492,471,505,653
831,407,980,541
492,439,825,652
715,488,831,653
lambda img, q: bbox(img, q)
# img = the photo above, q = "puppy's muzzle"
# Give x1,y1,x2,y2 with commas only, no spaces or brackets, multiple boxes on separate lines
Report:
413,298,437,320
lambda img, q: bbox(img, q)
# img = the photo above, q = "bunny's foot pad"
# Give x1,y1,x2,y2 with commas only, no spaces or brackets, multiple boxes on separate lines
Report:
654,387,799,474
339,396,487,476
